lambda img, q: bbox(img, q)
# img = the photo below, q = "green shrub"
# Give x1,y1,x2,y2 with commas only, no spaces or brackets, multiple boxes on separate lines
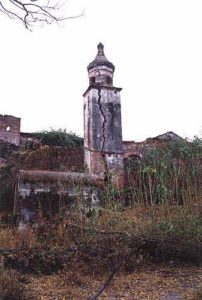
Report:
34,129,83,148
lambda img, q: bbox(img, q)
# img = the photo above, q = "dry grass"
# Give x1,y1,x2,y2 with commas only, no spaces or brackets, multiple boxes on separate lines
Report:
25,264,202,300
0,207,201,299
0,223,74,251
0,269,24,300
194,283,202,300
0,227,38,249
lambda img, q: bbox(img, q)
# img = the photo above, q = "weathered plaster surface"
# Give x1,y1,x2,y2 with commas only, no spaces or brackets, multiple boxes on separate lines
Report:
84,87,123,153
84,86,124,178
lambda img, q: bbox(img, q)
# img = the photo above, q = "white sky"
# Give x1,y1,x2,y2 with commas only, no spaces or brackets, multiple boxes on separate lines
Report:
0,0,201,141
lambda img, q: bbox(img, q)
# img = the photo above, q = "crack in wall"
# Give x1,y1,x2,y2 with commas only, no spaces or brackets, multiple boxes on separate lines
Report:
97,87,111,181
97,87,107,153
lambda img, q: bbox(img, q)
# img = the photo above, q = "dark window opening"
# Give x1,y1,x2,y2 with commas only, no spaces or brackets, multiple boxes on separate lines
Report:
90,77,95,85
106,76,112,85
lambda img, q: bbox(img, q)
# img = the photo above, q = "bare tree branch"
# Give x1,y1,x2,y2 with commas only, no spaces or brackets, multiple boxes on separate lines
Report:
87,247,139,300
0,0,83,29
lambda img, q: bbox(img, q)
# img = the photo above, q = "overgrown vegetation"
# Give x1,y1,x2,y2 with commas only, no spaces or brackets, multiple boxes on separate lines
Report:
125,136,201,207
194,283,202,300
0,165,17,216
0,269,26,300
33,129,83,148
0,136,201,298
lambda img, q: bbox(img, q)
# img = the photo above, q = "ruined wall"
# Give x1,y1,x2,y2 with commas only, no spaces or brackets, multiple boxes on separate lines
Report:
85,150,124,186
0,115,20,146
123,132,184,161
0,140,19,160
13,147,84,172
17,169,103,220
123,141,143,159
84,150,104,175
20,132,41,148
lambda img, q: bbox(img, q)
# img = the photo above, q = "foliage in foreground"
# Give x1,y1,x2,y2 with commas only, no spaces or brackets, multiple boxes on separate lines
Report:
0,137,201,277
0,137,200,299
125,136,202,207
33,129,83,148
194,283,202,300
0,269,24,300
1,204,202,273
0,203,201,299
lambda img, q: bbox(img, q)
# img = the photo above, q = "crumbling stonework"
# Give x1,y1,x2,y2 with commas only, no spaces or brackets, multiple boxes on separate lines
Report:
14,147,84,172
0,140,19,167
123,131,184,161
17,169,103,221
0,115,20,146
20,132,41,148
83,43,124,184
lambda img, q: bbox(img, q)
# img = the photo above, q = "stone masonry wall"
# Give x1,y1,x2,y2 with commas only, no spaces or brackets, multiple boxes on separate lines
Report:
85,150,105,175
0,115,21,146
13,147,84,172
84,150,124,187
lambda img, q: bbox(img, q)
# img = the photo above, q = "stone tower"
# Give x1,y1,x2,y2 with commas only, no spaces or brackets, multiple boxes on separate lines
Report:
83,43,124,184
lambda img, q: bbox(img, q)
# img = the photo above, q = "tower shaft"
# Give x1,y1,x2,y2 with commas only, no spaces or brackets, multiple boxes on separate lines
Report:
83,44,124,185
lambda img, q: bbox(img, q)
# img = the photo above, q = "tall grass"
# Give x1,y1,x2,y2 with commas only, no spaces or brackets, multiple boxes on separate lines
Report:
125,137,202,208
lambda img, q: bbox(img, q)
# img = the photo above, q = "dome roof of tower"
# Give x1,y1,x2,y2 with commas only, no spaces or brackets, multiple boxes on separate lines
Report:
87,43,115,71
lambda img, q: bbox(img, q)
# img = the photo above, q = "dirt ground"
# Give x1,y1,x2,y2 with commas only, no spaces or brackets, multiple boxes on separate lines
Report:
24,264,202,300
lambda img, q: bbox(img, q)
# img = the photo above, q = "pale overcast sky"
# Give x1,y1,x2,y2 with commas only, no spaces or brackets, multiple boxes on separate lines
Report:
0,0,201,141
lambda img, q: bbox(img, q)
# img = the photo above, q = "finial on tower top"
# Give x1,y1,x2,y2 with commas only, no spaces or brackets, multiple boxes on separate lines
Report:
87,43,115,71
97,42,104,55
98,42,104,48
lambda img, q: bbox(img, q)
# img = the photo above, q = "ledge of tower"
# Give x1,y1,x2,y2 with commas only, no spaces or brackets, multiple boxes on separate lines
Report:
83,85,122,97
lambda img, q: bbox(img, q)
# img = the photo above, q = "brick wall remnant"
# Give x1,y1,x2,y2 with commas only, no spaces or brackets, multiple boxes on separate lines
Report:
0,140,19,162
20,132,41,149
0,115,20,146
12,147,84,172
123,131,184,161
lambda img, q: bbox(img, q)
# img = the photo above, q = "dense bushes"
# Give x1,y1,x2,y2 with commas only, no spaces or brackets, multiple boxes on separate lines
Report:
33,129,83,148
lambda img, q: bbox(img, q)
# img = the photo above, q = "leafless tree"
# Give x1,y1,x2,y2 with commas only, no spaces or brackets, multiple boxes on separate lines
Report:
0,0,82,29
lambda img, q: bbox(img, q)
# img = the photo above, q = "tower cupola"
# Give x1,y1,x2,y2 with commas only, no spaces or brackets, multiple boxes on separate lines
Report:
87,43,115,86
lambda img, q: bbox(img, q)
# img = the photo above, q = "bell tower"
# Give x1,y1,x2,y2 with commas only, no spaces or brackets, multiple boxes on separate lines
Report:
83,43,124,185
